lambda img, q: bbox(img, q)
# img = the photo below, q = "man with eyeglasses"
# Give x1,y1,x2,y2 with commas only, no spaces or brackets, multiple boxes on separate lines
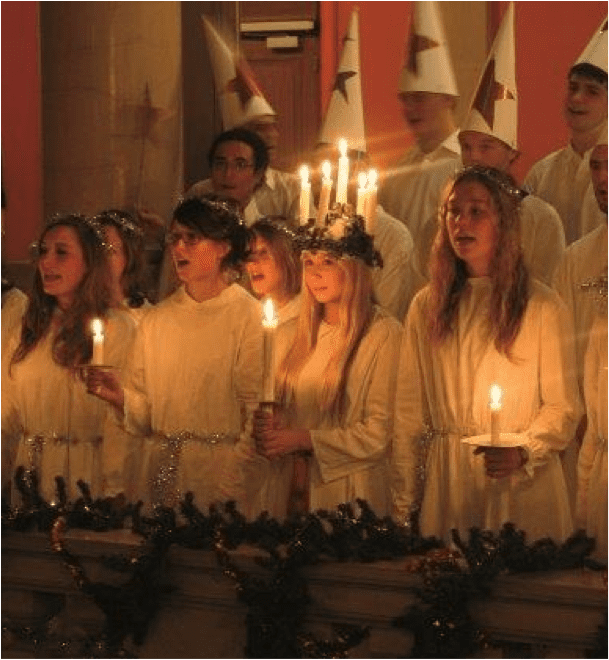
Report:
187,128,269,226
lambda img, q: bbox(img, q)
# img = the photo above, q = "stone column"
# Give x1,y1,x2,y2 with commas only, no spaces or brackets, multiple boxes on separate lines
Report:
40,1,182,225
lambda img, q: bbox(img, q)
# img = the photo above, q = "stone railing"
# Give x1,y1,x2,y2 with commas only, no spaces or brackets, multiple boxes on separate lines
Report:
2,529,606,658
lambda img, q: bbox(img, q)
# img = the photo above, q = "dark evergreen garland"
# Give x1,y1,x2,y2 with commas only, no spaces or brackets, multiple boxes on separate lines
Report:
2,472,607,659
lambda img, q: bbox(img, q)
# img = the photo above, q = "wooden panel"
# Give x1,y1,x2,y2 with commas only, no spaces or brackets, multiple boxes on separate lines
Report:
238,1,318,23
241,36,320,172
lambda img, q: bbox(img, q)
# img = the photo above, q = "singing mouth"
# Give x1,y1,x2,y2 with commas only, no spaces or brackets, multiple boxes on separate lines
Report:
42,273,61,283
175,259,190,268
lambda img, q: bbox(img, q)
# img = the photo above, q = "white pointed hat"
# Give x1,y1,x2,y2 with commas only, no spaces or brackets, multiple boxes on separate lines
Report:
574,17,608,74
398,1,458,96
201,17,276,130
460,2,518,150
318,7,367,152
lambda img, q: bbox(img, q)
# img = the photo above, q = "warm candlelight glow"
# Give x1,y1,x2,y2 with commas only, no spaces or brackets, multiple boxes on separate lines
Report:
367,168,378,188
322,160,332,181
317,161,333,227
262,297,278,329
364,168,378,235
489,384,503,411
338,138,347,158
299,164,311,226
336,138,349,205
356,172,368,215
90,318,105,366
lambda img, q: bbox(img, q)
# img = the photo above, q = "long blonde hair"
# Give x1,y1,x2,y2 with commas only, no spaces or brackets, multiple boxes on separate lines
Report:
275,253,374,422
428,166,529,358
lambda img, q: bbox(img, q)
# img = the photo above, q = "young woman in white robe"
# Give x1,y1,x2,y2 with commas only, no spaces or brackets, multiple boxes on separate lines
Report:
392,166,581,544
254,217,402,518
576,312,608,561
87,197,265,515
2,214,136,502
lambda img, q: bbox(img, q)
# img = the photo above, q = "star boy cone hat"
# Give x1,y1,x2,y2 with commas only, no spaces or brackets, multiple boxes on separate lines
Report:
318,7,367,153
575,17,608,74
460,2,518,150
398,1,458,96
201,17,276,130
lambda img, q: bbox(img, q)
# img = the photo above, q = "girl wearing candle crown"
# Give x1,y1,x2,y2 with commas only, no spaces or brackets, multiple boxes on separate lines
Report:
87,196,265,514
253,213,402,518
2,214,136,502
392,166,581,543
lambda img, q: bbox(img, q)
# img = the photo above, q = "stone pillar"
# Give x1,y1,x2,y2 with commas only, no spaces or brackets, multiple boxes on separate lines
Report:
39,1,182,225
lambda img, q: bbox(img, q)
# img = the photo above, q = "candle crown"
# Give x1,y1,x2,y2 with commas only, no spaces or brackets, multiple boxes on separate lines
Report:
294,207,382,268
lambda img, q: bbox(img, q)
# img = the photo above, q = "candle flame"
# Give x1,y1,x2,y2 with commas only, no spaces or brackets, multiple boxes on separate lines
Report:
358,172,368,189
299,164,309,184
262,297,278,328
489,384,503,411
321,160,332,181
367,169,378,187
91,318,104,339
338,138,348,157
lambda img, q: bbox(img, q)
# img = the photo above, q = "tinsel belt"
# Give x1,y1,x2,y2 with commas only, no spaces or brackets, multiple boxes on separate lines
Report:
24,433,103,471
151,430,240,507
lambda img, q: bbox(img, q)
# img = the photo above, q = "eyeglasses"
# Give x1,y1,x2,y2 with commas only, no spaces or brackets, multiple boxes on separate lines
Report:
165,230,203,247
211,157,254,173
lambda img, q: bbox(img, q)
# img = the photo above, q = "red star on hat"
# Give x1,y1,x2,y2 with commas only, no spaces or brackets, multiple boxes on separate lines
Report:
473,58,515,129
406,25,439,75
226,58,265,107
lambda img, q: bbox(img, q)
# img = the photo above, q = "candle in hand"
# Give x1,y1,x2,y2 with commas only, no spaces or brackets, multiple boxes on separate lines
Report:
261,297,278,402
91,318,105,366
316,160,333,226
365,169,378,234
336,138,349,205
356,172,368,216
489,384,502,445
299,165,311,226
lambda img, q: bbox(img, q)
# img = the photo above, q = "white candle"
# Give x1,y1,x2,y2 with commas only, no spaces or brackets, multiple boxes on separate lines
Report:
365,169,378,235
261,297,278,402
91,318,105,366
489,384,503,446
316,160,333,227
299,164,311,226
356,172,368,216
336,138,349,205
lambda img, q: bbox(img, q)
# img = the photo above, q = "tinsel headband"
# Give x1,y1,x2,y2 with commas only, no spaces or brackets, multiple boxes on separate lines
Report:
178,194,246,227
452,165,524,203
93,210,145,240
31,213,108,256
294,206,383,268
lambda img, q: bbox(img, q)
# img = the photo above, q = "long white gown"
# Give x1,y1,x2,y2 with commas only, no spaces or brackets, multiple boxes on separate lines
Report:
259,308,402,518
121,283,265,515
524,143,605,245
2,309,136,501
576,313,608,561
393,278,581,544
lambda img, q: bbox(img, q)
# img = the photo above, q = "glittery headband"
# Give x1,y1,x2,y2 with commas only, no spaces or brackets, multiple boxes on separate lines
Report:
294,206,383,268
178,194,246,227
93,210,145,240
45,213,108,246
453,165,524,203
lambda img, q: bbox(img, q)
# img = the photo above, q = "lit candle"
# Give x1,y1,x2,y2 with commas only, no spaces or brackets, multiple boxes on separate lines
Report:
261,297,278,402
365,169,378,234
316,160,333,226
91,318,105,366
356,172,368,216
489,384,503,446
299,164,311,226
336,138,349,205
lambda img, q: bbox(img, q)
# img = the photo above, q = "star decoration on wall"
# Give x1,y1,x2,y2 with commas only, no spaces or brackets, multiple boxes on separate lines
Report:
406,27,439,75
225,59,264,107
333,71,357,102
473,58,514,129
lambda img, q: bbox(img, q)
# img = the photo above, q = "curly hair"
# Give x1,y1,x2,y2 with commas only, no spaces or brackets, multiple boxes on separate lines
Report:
10,214,112,371
171,195,251,272
95,209,147,307
427,166,529,358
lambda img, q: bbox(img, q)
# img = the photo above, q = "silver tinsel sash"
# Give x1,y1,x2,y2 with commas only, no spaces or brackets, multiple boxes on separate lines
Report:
23,433,102,472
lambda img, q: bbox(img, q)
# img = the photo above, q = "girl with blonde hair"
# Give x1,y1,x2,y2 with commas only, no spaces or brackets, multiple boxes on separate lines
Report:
254,215,401,518
392,166,581,543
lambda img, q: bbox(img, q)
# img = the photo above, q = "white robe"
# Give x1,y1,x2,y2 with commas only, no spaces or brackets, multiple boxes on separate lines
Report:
259,309,401,518
524,143,605,245
121,284,265,515
379,133,460,243
575,313,608,561
1,288,28,362
393,279,580,544
2,309,136,501
371,205,414,322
